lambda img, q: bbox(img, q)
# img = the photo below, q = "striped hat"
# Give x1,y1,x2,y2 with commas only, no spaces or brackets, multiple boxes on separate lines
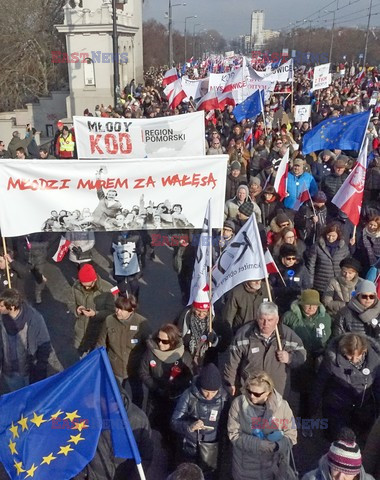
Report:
327,430,362,475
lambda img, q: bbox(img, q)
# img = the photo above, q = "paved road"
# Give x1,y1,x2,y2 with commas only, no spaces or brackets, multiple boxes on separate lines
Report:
0,232,330,479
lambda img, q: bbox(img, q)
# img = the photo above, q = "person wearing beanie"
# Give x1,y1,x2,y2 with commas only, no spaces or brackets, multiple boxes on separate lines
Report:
323,257,363,319
310,333,380,442
248,177,262,202
270,244,311,315
283,156,318,210
72,264,115,356
294,190,328,246
224,185,249,221
228,371,297,480
225,160,246,201
267,210,295,246
334,279,380,342
302,428,375,480
176,285,224,366
214,220,235,261
256,185,281,229
171,363,228,478
282,289,332,437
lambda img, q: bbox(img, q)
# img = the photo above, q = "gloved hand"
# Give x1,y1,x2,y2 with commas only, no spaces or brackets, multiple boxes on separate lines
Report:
207,331,218,345
266,430,284,442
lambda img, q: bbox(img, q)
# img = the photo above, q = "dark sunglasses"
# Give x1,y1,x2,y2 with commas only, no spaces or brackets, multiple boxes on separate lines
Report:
285,256,296,261
360,294,375,300
247,389,267,398
156,336,170,345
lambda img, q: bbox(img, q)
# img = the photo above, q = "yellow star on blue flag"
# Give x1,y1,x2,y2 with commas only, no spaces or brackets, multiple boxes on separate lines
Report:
0,348,142,480
303,110,371,154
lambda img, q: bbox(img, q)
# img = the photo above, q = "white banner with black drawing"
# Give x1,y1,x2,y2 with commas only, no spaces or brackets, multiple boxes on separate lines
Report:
0,157,228,237
73,111,206,159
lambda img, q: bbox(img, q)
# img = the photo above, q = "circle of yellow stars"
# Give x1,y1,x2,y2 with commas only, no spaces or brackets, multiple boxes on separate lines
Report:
8,409,89,478
320,118,349,144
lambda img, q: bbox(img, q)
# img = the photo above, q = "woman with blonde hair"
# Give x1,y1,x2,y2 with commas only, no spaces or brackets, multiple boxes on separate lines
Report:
228,371,297,480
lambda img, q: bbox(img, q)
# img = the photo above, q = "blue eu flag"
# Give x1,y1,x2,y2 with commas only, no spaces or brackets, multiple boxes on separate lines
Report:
233,90,265,123
0,348,141,480
302,110,371,154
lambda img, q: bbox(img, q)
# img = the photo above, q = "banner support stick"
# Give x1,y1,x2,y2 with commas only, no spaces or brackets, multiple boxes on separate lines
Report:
2,237,12,289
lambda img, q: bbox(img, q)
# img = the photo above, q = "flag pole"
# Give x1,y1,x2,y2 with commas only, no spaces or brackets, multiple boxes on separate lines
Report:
2,236,12,289
208,199,213,335
99,348,147,480
251,215,282,350
259,90,268,137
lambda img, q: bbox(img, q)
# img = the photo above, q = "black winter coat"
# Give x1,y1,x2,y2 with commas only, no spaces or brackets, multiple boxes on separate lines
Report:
294,203,327,246
334,297,380,343
321,172,348,202
225,174,246,201
257,196,281,228
271,260,311,315
306,238,350,293
171,379,229,456
310,335,380,416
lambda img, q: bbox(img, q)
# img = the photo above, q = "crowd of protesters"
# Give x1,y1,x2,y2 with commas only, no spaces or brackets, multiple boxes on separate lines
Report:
0,58,380,480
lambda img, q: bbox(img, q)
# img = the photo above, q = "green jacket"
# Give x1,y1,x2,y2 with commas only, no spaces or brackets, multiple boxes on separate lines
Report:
72,277,115,353
98,312,151,379
282,302,332,356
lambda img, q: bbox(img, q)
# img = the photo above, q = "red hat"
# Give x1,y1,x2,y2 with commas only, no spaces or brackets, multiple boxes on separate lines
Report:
78,264,97,283
193,285,210,310
57,120,64,127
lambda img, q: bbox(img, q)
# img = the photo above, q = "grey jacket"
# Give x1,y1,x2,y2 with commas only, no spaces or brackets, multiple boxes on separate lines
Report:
224,322,306,396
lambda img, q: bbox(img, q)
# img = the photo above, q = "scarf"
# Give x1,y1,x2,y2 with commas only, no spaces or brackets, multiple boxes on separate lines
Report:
188,313,209,359
325,239,340,257
349,297,380,325
349,352,367,371
2,305,28,336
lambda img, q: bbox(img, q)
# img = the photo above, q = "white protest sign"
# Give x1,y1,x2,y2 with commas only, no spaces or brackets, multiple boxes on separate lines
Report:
313,63,331,90
294,105,312,123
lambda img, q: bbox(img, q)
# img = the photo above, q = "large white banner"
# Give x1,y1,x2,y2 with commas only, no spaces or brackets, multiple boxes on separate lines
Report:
253,59,294,83
209,69,275,103
73,112,205,159
313,63,331,91
211,215,266,303
181,76,209,100
0,157,227,237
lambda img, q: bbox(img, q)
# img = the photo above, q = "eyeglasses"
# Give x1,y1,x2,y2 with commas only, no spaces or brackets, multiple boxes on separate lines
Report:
156,336,171,345
285,256,296,261
360,294,376,300
247,389,267,398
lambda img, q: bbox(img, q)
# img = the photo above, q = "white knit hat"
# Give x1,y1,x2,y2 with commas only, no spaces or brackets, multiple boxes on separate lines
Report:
192,285,210,310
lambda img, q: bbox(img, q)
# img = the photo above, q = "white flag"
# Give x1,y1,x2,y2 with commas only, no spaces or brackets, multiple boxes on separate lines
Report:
211,214,266,303
188,200,212,305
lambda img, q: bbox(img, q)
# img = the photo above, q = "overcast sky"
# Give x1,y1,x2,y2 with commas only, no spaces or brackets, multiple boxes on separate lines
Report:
142,0,380,39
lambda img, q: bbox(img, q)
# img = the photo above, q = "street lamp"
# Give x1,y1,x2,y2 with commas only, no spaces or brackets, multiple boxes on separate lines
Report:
184,15,197,65
192,23,202,58
168,1,186,67
324,9,336,63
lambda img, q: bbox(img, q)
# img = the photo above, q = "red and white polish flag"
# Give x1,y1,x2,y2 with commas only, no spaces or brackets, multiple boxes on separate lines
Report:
332,138,368,226
273,148,289,201
162,67,178,87
52,237,71,262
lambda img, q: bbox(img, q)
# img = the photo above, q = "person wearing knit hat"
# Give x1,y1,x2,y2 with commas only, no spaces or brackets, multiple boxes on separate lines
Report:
225,160,245,201
72,265,115,356
171,363,228,476
272,244,311,315
177,285,220,364
333,277,380,342
237,201,254,219
312,191,327,204
323,258,363,320
275,211,291,228
302,428,373,480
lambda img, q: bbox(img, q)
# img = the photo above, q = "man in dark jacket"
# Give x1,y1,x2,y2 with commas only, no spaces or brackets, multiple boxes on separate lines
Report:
225,161,246,201
294,190,328,246
224,302,306,398
321,157,348,217
0,288,51,392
